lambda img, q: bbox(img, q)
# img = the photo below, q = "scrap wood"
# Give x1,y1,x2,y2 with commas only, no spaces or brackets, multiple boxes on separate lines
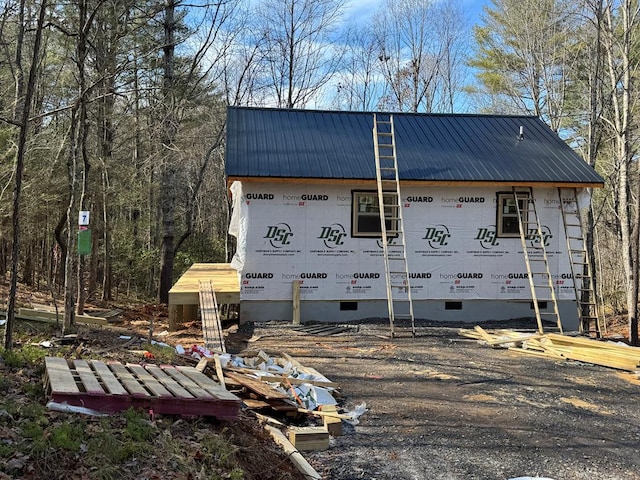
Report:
297,407,353,420
226,367,338,388
252,411,285,426
214,354,226,390
280,352,329,381
196,357,210,372
223,371,290,400
242,398,299,412
264,425,322,480
463,326,640,372
284,377,305,407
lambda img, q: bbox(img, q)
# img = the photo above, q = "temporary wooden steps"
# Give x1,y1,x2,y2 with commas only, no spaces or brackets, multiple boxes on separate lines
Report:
43,357,240,419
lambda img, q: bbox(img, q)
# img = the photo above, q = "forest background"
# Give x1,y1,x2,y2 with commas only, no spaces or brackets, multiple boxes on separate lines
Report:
2,0,640,347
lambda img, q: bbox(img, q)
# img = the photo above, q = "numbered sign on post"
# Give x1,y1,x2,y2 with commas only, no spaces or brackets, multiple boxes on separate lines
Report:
79,211,90,226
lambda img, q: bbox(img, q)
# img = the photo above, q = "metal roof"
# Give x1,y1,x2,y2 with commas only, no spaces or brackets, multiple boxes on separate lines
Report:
225,107,604,185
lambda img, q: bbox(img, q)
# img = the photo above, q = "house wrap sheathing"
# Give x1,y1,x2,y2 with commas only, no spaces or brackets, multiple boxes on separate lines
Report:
225,107,604,327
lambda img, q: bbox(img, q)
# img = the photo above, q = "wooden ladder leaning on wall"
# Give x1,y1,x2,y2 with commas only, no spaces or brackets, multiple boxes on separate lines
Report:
513,187,563,334
557,187,604,337
373,113,416,338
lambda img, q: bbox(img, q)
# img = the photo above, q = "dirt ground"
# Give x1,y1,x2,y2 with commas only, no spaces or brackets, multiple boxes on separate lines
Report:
3,281,640,480
238,320,640,480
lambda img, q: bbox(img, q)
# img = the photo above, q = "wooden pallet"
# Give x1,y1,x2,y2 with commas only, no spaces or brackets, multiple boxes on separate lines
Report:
44,357,240,419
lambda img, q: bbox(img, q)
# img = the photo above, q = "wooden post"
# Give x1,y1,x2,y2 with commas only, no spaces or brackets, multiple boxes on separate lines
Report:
292,280,300,325
183,304,198,322
168,304,183,332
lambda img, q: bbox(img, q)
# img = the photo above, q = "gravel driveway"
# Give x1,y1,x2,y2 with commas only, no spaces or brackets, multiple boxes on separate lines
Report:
242,321,640,480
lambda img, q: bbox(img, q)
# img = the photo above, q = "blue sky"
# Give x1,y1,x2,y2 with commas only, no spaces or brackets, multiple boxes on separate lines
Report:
346,0,490,27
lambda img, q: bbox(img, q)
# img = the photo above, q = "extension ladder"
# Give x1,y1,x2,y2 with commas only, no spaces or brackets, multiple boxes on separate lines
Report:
558,187,602,336
513,187,563,334
373,113,415,337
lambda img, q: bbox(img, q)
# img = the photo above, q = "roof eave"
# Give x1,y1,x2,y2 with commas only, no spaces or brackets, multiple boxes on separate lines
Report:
227,176,604,189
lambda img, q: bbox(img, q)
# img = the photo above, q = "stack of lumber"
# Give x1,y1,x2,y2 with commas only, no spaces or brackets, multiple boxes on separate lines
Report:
460,326,640,373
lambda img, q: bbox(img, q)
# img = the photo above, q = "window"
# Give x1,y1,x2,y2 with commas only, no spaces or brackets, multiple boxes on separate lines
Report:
530,301,548,310
496,192,530,237
340,301,358,311
352,191,398,237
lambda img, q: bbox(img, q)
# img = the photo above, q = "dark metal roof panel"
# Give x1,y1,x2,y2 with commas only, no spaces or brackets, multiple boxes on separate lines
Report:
225,107,604,185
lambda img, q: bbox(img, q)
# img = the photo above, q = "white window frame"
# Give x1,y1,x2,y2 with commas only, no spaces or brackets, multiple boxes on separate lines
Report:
496,192,530,237
352,191,398,238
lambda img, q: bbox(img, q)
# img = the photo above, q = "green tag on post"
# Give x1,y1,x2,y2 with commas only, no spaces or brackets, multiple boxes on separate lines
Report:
77,229,92,255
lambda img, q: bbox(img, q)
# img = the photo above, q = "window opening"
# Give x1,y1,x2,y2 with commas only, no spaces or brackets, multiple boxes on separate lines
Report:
352,191,398,237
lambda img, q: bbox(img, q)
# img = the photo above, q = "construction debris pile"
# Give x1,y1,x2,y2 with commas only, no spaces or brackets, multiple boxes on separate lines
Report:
460,326,640,373
219,350,337,411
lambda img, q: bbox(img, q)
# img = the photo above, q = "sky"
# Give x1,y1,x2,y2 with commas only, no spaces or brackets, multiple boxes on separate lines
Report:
346,0,490,27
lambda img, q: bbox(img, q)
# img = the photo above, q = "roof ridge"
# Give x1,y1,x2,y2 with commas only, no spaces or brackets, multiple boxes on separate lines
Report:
227,105,538,119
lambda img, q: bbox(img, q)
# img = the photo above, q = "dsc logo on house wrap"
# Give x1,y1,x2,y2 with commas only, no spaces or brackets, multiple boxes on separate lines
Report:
318,223,346,248
475,226,499,249
264,223,293,248
526,225,553,247
423,224,451,248
376,236,398,249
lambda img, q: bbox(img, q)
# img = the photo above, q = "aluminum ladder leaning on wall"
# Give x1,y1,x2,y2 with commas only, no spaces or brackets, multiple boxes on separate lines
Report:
557,187,603,337
372,113,416,338
513,187,563,334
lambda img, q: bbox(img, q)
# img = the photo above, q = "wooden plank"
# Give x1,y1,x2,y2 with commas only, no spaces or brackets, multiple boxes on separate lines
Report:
126,363,173,398
196,357,210,373
242,398,272,409
45,357,80,394
214,354,227,391
144,364,194,399
265,425,322,480
162,366,213,399
224,371,290,400
287,427,329,451
108,363,150,397
255,374,338,389
280,352,328,381
91,361,128,395
175,366,239,401
19,308,107,325
320,405,343,436
292,280,300,325
72,359,105,394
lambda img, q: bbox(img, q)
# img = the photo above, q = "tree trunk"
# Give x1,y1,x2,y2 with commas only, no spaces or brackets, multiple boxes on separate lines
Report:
158,0,178,306
4,0,48,350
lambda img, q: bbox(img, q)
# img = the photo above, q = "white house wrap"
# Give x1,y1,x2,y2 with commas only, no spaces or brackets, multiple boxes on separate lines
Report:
230,182,577,303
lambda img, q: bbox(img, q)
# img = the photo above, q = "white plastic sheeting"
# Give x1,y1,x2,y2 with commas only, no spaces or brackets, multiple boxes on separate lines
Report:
229,182,581,303
229,180,247,272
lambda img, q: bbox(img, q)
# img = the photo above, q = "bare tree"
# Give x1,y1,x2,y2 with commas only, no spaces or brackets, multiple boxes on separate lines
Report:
330,25,385,111
158,0,238,307
3,0,48,349
601,0,640,344
256,0,346,108
373,0,466,113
